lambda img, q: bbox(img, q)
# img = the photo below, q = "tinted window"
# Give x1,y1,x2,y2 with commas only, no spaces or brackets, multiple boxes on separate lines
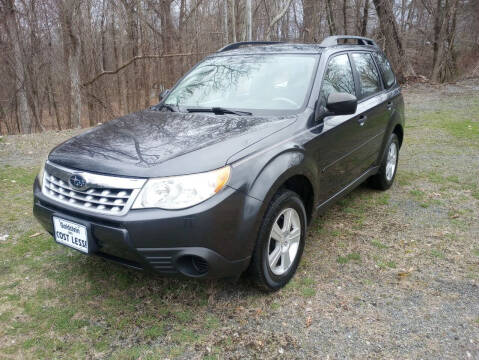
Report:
351,53,381,98
374,52,396,89
319,54,355,112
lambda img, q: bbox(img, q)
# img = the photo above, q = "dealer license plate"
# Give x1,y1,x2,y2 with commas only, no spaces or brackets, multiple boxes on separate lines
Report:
53,217,88,253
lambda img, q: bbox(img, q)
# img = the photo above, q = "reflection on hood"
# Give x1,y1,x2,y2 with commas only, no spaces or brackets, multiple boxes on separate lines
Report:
49,109,296,177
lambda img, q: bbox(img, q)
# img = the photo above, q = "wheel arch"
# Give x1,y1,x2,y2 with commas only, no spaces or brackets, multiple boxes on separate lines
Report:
393,123,404,148
281,175,315,224
247,149,319,226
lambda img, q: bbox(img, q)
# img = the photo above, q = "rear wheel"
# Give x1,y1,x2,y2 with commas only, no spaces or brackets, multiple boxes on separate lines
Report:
249,189,306,291
369,133,400,190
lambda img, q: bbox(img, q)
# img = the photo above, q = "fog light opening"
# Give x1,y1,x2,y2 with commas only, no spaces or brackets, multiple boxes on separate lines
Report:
176,255,209,276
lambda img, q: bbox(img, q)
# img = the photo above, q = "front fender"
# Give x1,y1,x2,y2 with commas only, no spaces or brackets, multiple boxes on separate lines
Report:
228,148,319,255
230,147,318,202
249,150,318,205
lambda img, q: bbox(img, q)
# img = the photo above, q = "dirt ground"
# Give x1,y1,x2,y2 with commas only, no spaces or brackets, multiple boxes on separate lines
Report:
0,80,478,359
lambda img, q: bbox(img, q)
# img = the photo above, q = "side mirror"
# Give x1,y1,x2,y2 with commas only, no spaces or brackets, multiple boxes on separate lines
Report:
326,92,357,115
158,89,170,102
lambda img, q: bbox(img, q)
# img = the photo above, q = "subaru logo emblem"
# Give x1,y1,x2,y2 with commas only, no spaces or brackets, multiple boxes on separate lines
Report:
69,174,87,190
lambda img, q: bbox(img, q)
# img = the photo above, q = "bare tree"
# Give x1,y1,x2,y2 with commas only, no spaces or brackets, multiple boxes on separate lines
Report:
224,0,229,44
360,0,369,36
3,0,32,133
343,0,348,35
245,0,252,41
231,0,237,42
58,0,82,128
431,0,459,82
0,0,475,135
326,0,338,35
266,0,294,40
302,0,320,42
372,0,415,81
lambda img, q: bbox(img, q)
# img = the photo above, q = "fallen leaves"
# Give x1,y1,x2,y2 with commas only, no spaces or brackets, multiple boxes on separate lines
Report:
305,316,312,328
396,267,415,280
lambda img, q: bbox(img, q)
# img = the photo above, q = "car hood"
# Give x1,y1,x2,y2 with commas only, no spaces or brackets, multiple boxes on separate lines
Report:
49,109,296,177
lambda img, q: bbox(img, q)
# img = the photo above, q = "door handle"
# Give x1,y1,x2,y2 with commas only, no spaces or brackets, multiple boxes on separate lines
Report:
387,101,394,111
357,115,367,126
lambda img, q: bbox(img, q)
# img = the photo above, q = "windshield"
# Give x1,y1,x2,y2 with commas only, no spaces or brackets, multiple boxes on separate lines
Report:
164,54,318,114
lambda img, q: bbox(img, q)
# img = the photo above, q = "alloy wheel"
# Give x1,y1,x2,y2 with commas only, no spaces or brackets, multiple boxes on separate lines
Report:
267,208,301,276
385,142,398,181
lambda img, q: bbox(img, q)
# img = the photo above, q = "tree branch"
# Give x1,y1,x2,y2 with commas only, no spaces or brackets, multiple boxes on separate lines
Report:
82,52,210,87
266,0,294,40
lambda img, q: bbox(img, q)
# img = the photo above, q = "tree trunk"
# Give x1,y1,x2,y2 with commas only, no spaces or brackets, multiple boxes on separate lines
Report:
266,0,294,40
326,0,337,35
343,0,348,35
231,0,237,42
431,0,459,82
224,0,229,44
302,0,320,42
245,0,252,41
432,0,443,73
59,0,82,128
129,2,141,110
26,0,45,132
4,0,32,133
360,0,369,36
112,11,126,114
372,0,415,82
158,0,176,86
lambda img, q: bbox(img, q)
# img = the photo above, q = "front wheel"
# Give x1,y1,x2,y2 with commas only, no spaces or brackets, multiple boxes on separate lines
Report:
369,133,400,190
249,189,307,291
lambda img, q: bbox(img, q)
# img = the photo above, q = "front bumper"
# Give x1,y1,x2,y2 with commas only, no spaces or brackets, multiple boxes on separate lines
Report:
33,178,262,278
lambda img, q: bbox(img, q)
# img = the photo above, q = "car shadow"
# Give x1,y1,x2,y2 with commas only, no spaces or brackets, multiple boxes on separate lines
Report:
72,181,383,305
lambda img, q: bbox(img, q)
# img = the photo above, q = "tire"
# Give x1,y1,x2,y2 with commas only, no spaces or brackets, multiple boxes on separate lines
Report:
369,133,400,190
249,189,307,291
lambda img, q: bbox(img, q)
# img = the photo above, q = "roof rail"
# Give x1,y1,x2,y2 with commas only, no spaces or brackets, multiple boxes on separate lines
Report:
320,35,378,47
218,41,284,53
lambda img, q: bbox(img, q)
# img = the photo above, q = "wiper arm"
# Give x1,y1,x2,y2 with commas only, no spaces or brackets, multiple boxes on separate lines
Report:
187,107,252,116
157,103,178,112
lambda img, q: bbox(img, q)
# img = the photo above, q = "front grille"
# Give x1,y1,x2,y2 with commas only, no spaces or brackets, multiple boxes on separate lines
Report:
42,161,146,216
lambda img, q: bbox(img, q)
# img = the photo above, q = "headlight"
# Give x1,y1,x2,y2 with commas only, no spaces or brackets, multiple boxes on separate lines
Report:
132,166,231,210
37,160,46,188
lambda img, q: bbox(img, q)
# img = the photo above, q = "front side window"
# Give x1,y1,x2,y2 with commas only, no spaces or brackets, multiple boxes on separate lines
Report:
351,53,381,98
164,54,318,114
318,54,355,112
374,52,396,89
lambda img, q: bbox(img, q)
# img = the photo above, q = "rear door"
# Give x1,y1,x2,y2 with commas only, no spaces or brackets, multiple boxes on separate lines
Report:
348,52,388,173
372,51,401,155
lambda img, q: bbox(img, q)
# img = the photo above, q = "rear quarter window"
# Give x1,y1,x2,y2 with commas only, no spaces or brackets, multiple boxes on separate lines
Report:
374,52,396,89
351,53,382,99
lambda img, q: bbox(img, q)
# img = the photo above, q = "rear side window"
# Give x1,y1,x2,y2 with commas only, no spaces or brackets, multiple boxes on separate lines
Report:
374,52,396,89
351,53,381,98
319,54,355,111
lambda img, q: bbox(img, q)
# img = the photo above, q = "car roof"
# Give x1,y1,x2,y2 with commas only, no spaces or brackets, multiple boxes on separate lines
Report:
214,43,323,55
211,42,379,57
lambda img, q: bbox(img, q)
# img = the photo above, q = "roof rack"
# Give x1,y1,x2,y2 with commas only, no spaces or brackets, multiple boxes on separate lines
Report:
218,41,284,53
320,35,378,47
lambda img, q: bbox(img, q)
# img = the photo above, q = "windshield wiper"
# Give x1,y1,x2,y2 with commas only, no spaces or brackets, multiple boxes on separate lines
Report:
187,107,252,116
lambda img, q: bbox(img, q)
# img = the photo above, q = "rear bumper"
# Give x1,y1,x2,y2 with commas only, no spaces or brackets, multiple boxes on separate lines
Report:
33,178,262,278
